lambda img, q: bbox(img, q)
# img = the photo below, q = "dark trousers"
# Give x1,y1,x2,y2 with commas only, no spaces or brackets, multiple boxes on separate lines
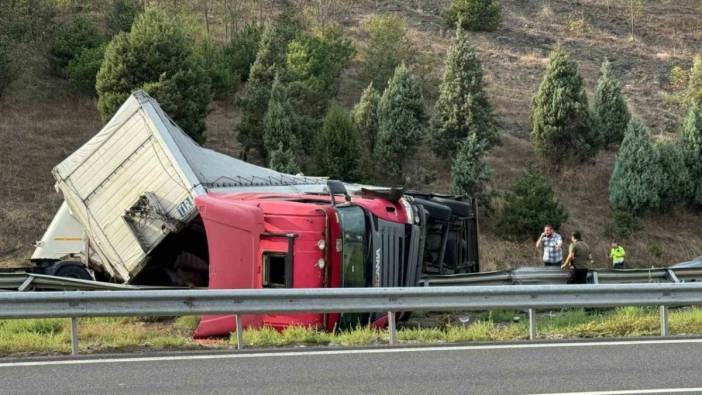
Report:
567,267,588,284
544,260,562,267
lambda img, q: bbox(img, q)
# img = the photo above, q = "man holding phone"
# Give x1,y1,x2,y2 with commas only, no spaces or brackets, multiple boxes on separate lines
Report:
535,224,563,267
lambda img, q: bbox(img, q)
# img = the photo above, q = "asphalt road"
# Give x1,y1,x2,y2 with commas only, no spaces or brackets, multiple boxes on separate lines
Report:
1,339,702,395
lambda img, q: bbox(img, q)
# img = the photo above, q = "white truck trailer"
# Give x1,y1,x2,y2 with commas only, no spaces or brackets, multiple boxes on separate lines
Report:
30,90,327,284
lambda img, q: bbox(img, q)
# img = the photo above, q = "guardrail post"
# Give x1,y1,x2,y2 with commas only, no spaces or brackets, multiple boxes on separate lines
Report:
70,317,79,355
235,314,244,350
660,305,669,337
388,312,397,345
528,309,537,340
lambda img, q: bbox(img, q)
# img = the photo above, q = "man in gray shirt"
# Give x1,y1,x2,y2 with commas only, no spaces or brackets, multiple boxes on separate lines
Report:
535,224,563,267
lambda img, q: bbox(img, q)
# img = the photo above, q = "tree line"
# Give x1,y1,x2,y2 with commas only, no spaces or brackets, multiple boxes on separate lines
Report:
2,0,701,242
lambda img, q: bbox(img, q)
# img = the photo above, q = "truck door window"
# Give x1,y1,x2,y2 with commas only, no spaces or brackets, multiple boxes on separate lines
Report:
336,206,369,288
263,253,288,288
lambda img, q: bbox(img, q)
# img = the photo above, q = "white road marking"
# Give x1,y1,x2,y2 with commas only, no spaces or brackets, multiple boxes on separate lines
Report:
1,338,702,368
527,388,702,395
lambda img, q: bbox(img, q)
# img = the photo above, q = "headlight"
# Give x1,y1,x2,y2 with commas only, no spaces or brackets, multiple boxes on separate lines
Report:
315,258,326,269
399,197,415,224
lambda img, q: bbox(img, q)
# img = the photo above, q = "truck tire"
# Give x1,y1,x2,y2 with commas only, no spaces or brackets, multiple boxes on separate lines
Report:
53,262,93,280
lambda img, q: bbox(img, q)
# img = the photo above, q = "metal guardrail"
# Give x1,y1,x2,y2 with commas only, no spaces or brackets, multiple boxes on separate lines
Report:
0,272,186,292
0,273,136,291
420,267,702,286
3,283,702,355
4,266,701,292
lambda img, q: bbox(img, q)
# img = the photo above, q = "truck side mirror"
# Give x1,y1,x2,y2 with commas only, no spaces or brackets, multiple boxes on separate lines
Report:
326,180,350,206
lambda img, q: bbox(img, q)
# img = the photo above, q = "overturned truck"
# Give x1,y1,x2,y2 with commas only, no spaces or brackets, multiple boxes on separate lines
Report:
31,91,480,336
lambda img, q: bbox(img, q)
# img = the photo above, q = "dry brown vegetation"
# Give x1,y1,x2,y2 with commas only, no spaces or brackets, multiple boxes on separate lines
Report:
2,0,702,270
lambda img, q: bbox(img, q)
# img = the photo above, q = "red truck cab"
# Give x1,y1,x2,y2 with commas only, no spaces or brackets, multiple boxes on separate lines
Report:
193,184,478,337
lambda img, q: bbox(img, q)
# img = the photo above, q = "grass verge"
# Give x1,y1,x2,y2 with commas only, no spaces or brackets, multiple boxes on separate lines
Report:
0,316,224,355
3,307,702,355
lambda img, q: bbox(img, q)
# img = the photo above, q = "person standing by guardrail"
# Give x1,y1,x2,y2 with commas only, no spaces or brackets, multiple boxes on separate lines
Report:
562,231,593,284
536,224,563,267
609,242,626,269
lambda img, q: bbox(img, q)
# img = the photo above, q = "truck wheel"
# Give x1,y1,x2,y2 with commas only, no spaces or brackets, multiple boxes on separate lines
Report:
53,263,93,280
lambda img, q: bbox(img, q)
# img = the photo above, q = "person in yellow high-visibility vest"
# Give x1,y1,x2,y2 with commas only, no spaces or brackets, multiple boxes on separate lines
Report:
609,242,626,269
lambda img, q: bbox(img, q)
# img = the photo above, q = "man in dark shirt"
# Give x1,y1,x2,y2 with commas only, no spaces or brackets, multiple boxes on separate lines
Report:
562,231,592,284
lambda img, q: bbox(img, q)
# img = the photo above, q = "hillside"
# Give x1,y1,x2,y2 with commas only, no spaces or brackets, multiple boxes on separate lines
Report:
2,0,702,270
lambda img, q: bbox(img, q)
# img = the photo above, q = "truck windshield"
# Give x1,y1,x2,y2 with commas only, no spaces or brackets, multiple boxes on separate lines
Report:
336,206,368,288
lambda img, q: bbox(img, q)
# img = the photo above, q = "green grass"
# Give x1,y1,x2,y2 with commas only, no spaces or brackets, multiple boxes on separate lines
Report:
3,308,702,355
0,316,216,355
0,319,69,354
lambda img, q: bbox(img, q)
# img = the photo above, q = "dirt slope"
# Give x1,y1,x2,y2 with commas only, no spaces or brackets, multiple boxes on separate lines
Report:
2,0,702,269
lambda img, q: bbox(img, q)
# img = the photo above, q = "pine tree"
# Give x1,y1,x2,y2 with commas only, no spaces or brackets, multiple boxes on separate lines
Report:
497,167,568,241
196,38,238,98
352,82,380,153
593,60,630,146
609,118,664,213
237,24,282,158
226,23,262,82
680,103,702,205
96,8,211,143
362,15,416,90
106,0,142,35
450,134,491,197
263,74,299,170
655,140,692,209
430,27,498,158
375,63,425,183
531,47,597,162
316,102,360,181
269,143,301,174
285,25,355,146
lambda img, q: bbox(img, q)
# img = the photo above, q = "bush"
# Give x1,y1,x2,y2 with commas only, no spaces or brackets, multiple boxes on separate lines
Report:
107,0,142,35
497,167,568,241
608,118,664,214
450,134,491,197
670,64,689,92
226,23,262,82
375,63,425,184
315,102,360,181
429,27,498,158
49,15,105,76
0,0,56,43
593,60,630,146
0,39,13,97
680,103,702,205
611,209,641,238
531,47,597,163
96,8,211,143
362,15,416,90
687,55,702,107
66,44,106,94
442,0,502,32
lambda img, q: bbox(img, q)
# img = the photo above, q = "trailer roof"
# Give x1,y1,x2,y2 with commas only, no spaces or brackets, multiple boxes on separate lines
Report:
55,91,328,194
